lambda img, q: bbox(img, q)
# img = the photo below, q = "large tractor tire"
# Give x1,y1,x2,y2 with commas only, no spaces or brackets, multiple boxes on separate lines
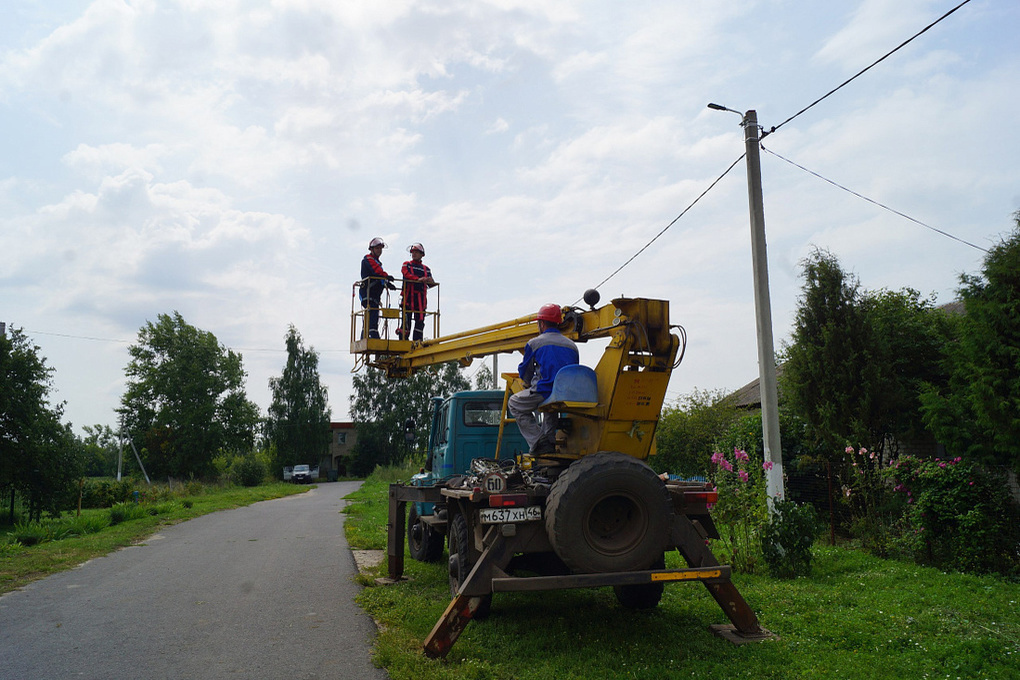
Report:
448,513,492,619
408,504,444,563
545,451,672,574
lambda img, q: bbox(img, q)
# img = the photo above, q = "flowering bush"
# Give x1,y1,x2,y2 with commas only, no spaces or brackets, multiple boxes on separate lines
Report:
835,445,910,557
884,455,1020,575
709,448,769,574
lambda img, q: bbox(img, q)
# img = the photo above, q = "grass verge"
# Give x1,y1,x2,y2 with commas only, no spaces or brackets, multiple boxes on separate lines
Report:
344,468,1020,680
0,482,309,596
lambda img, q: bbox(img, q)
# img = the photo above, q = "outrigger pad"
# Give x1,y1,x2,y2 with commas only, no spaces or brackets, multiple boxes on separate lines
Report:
709,624,777,645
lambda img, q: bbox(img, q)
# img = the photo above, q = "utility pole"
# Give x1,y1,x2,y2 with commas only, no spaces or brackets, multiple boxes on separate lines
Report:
708,104,785,507
742,109,784,505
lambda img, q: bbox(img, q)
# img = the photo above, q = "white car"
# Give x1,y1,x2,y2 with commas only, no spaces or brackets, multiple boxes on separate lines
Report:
291,464,312,483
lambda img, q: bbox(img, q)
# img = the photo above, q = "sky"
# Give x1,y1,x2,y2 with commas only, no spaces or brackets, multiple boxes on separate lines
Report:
2,0,1017,435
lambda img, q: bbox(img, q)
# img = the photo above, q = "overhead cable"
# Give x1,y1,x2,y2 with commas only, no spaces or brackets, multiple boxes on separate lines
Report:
761,145,988,253
765,0,973,137
580,153,746,302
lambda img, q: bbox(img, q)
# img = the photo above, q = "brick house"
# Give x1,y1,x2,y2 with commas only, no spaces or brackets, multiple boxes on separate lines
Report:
325,422,358,477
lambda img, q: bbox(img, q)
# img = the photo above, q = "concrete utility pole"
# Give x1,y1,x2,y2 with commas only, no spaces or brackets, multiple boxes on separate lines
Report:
741,109,784,505
708,104,785,507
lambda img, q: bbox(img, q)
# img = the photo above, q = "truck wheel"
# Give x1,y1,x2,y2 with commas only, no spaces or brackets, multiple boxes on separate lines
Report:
545,451,672,574
448,513,491,619
613,553,665,609
408,504,444,563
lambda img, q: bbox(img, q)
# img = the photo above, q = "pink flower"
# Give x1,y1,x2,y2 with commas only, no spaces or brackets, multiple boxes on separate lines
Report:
738,470,749,483
734,449,749,462
721,459,733,472
763,461,774,471
860,448,868,455
845,446,854,454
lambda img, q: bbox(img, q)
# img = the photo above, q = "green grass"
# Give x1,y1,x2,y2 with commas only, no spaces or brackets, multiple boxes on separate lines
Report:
0,481,309,595
344,469,1020,680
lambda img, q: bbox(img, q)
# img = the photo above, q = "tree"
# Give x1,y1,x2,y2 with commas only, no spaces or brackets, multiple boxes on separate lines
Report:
81,424,120,477
264,326,331,470
921,215,1020,472
119,312,260,479
653,389,741,477
0,328,82,521
349,363,469,475
473,363,496,390
782,249,947,457
783,249,871,454
861,288,948,447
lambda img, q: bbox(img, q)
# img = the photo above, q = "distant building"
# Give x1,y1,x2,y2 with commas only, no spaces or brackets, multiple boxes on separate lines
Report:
326,422,358,476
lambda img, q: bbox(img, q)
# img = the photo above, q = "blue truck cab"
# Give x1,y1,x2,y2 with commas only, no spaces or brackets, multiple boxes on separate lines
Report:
406,389,529,561
412,389,528,490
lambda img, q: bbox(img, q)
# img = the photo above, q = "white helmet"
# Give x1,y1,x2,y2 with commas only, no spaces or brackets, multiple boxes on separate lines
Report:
408,243,425,255
369,237,386,249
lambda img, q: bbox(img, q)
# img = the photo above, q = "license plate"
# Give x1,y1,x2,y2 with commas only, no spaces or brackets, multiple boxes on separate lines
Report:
479,505,542,524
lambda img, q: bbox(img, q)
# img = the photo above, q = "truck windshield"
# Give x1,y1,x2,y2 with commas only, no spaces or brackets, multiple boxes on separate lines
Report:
463,401,505,426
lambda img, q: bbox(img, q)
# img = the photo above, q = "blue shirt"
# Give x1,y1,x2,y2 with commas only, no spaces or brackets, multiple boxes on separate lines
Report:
518,329,580,398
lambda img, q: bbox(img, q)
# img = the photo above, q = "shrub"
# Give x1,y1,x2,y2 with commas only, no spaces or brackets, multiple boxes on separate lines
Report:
63,513,111,536
109,502,149,525
12,521,51,546
0,537,23,556
885,456,1020,575
761,498,821,578
232,455,266,487
80,478,133,509
838,446,901,557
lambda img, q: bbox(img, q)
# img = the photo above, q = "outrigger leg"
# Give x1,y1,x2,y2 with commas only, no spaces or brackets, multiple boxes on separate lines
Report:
423,530,514,659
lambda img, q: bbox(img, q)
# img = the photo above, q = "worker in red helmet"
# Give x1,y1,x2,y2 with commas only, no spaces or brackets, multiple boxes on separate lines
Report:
397,243,436,341
508,303,579,454
360,237,395,339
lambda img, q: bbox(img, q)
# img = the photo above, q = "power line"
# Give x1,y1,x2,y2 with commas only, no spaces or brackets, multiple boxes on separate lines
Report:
765,0,973,137
25,329,132,344
25,328,293,353
761,145,988,253
579,153,746,302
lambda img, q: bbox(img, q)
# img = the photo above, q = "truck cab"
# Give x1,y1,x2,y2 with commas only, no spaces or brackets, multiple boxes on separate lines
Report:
419,390,528,482
406,389,529,561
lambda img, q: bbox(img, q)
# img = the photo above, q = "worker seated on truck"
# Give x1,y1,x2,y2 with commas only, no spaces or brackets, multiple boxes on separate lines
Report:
508,303,579,454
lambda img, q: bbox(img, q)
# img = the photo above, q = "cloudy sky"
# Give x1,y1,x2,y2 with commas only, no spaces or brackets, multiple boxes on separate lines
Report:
2,0,1017,434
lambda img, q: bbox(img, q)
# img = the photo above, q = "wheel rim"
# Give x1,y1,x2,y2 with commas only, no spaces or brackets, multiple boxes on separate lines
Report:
409,521,423,550
582,491,648,556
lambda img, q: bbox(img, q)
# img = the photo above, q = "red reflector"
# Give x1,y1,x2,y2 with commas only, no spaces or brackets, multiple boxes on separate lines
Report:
488,493,528,508
685,491,718,504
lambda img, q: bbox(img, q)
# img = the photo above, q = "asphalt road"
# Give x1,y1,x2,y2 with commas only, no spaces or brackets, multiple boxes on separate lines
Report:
0,481,389,680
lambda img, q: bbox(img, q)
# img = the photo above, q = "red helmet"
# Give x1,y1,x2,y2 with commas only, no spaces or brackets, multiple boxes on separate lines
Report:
536,303,562,324
369,237,386,249
408,243,425,255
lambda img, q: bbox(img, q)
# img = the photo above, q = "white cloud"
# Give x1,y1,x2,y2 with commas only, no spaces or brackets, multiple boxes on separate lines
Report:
1,0,1015,431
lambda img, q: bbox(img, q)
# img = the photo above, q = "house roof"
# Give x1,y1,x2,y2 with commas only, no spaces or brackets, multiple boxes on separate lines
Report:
730,363,786,410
